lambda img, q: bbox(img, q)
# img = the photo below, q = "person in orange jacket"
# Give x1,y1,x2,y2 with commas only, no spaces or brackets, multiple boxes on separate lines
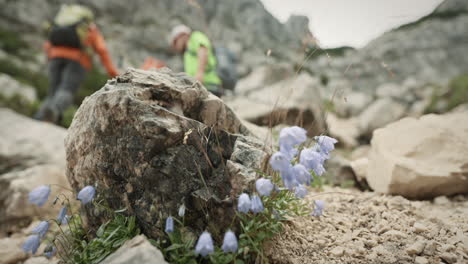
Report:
34,4,119,124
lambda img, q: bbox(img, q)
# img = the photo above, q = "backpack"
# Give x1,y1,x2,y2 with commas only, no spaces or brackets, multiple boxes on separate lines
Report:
48,5,94,49
214,46,238,91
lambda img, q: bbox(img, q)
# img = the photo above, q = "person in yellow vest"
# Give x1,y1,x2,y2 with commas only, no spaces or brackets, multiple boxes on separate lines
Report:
169,25,223,96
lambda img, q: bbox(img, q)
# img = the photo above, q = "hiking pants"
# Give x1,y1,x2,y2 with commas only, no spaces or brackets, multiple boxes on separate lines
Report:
34,58,86,123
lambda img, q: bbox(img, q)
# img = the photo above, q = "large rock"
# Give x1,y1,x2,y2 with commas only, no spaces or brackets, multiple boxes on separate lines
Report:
326,113,360,148
0,109,68,235
226,73,326,136
101,235,167,264
334,91,372,117
65,68,268,240
366,112,468,199
235,63,294,95
358,98,406,137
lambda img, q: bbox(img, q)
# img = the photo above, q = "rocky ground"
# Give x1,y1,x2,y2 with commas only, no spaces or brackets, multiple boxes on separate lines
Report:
267,186,468,264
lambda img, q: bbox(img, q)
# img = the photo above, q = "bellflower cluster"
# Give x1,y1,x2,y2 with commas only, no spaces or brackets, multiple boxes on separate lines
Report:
193,229,238,257
269,127,338,193
237,193,264,214
23,185,98,256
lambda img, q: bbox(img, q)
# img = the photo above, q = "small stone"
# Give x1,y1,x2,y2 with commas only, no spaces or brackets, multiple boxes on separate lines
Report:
433,196,450,205
406,241,426,255
316,239,327,247
423,241,437,256
364,239,378,247
330,247,345,257
439,252,457,264
384,230,406,239
413,222,428,233
414,256,428,264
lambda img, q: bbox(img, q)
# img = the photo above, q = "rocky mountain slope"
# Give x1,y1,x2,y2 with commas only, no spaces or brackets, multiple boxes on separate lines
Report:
309,0,468,95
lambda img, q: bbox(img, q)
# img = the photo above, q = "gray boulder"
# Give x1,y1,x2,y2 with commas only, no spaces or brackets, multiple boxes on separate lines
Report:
226,73,327,136
65,68,268,240
0,109,69,235
366,112,468,199
358,98,406,137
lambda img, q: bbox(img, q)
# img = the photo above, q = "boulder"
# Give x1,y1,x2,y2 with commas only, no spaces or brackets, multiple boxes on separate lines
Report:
326,113,360,148
235,63,294,95
0,237,27,264
226,73,326,136
350,158,369,184
334,91,372,117
350,145,371,161
366,112,468,199
65,68,268,240
0,108,66,171
101,235,167,264
358,98,406,137
375,82,406,99
0,73,37,103
0,109,68,235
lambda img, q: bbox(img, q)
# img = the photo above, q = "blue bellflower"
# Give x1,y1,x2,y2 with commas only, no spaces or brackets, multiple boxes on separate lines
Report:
315,135,338,154
312,200,325,216
221,230,238,253
195,231,214,257
31,221,49,238
300,148,326,176
280,166,298,190
57,207,67,225
269,151,291,172
279,126,307,148
292,164,312,185
178,204,186,217
165,216,174,233
250,195,264,214
28,185,51,207
77,186,96,205
44,245,56,259
294,184,308,199
22,235,40,254
237,193,251,213
255,178,274,197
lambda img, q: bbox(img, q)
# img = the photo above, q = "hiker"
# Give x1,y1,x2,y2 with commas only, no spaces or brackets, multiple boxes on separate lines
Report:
35,4,119,123
169,25,225,97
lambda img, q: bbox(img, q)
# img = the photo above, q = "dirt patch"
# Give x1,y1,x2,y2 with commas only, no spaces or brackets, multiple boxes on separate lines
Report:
266,187,468,264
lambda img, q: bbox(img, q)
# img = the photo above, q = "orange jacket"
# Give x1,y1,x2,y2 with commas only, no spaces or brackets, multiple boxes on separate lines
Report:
44,23,119,77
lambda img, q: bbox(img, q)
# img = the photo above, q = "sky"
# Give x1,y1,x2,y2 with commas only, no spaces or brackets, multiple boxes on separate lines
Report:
261,0,444,48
